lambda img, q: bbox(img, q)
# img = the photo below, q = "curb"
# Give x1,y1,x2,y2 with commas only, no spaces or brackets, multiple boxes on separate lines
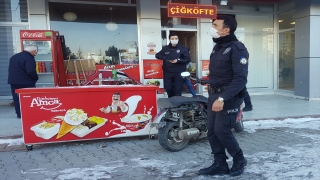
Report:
0,134,23,139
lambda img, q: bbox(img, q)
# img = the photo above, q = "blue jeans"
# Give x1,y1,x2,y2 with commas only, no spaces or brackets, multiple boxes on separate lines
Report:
185,79,196,97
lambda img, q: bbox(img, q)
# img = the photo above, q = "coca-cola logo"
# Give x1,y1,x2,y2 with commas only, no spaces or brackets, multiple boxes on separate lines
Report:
22,32,44,38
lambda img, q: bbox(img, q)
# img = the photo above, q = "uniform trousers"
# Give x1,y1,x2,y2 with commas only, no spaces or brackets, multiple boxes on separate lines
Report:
164,72,184,98
207,93,244,162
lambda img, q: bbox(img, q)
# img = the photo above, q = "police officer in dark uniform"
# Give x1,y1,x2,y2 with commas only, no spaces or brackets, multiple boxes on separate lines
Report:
198,15,249,176
155,32,191,97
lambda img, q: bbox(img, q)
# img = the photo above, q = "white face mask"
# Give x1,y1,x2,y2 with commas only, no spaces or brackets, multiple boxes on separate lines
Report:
170,40,179,45
209,27,220,38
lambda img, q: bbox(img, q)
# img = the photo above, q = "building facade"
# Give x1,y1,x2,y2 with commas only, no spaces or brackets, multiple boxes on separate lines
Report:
1,0,319,99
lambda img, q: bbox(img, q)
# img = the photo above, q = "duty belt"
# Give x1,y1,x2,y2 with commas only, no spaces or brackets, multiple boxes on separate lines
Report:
208,85,226,94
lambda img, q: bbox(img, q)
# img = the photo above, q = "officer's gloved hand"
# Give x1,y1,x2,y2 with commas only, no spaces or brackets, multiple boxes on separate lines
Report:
200,79,208,85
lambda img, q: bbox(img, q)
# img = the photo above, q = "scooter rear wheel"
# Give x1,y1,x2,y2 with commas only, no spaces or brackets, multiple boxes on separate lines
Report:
158,121,189,152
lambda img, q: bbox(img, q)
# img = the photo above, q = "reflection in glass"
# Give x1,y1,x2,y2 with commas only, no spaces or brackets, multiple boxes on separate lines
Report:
160,8,197,29
236,14,273,32
278,10,295,30
49,2,138,65
236,32,274,88
0,0,28,22
279,31,295,90
161,0,196,6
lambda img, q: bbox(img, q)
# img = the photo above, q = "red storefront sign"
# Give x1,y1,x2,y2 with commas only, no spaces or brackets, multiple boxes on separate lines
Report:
17,86,158,145
143,60,163,79
167,3,217,19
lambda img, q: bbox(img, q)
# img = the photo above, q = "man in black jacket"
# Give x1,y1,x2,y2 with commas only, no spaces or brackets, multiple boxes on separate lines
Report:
8,44,38,118
198,15,248,177
155,32,191,97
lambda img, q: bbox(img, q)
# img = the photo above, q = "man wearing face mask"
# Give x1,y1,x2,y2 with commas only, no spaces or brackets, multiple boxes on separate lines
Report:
198,15,249,176
8,44,39,119
155,32,191,97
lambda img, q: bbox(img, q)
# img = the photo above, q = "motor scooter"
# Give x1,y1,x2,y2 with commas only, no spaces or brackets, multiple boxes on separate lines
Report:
151,72,244,152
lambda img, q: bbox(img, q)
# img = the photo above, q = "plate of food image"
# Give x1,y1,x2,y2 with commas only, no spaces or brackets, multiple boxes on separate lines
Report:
146,80,160,86
71,116,108,138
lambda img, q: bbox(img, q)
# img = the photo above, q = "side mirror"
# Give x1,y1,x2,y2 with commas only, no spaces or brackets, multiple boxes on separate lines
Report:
181,72,190,77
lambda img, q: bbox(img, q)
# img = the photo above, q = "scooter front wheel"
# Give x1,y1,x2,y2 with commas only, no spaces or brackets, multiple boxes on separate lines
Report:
158,121,189,152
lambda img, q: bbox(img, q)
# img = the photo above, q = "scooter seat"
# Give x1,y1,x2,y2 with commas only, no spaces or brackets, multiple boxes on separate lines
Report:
157,95,207,109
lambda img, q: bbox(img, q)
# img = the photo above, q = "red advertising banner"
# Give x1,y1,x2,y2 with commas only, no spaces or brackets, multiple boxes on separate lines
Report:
143,60,163,79
202,60,210,71
17,86,158,145
96,64,140,81
167,3,217,19
65,64,140,86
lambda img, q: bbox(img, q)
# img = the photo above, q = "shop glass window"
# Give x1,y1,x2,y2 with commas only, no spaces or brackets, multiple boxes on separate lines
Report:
236,14,274,32
161,0,196,6
233,13,274,89
235,32,274,88
160,8,197,29
216,2,274,12
49,2,138,65
74,0,129,3
278,10,295,30
0,0,28,22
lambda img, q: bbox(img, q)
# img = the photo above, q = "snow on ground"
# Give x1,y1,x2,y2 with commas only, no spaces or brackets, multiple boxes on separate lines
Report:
8,118,320,179
0,137,23,146
244,117,320,134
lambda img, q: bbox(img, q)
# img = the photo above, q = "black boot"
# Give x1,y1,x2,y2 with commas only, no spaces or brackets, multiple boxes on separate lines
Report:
242,106,252,112
229,157,247,176
198,160,229,176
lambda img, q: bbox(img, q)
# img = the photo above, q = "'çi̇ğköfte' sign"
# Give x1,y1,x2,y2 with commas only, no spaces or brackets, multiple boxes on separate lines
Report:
167,3,217,19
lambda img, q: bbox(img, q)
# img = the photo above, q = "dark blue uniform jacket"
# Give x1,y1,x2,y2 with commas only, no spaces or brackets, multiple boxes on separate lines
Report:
155,43,191,73
8,51,38,85
209,41,249,101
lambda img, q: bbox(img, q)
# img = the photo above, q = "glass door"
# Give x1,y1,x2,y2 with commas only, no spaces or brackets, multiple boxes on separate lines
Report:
278,30,295,90
22,40,54,87
161,29,197,94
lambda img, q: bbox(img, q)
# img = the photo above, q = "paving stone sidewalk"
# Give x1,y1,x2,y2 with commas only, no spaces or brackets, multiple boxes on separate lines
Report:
0,126,319,180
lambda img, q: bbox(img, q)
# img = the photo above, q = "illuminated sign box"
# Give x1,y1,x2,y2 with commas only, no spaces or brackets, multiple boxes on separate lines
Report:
167,3,217,19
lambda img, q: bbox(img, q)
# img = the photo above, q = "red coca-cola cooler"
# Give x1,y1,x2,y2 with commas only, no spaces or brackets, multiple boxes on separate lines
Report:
20,30,67,87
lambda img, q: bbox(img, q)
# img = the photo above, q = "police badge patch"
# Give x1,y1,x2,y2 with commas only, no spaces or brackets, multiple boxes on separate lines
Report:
223,47,231,54
176,50,180,53
240,57,248,64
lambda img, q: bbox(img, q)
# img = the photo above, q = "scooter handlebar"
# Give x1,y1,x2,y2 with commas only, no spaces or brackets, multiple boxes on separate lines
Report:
189,75,209,85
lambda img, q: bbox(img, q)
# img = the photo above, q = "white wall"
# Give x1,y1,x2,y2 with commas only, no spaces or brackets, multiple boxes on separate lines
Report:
27,0,48,29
